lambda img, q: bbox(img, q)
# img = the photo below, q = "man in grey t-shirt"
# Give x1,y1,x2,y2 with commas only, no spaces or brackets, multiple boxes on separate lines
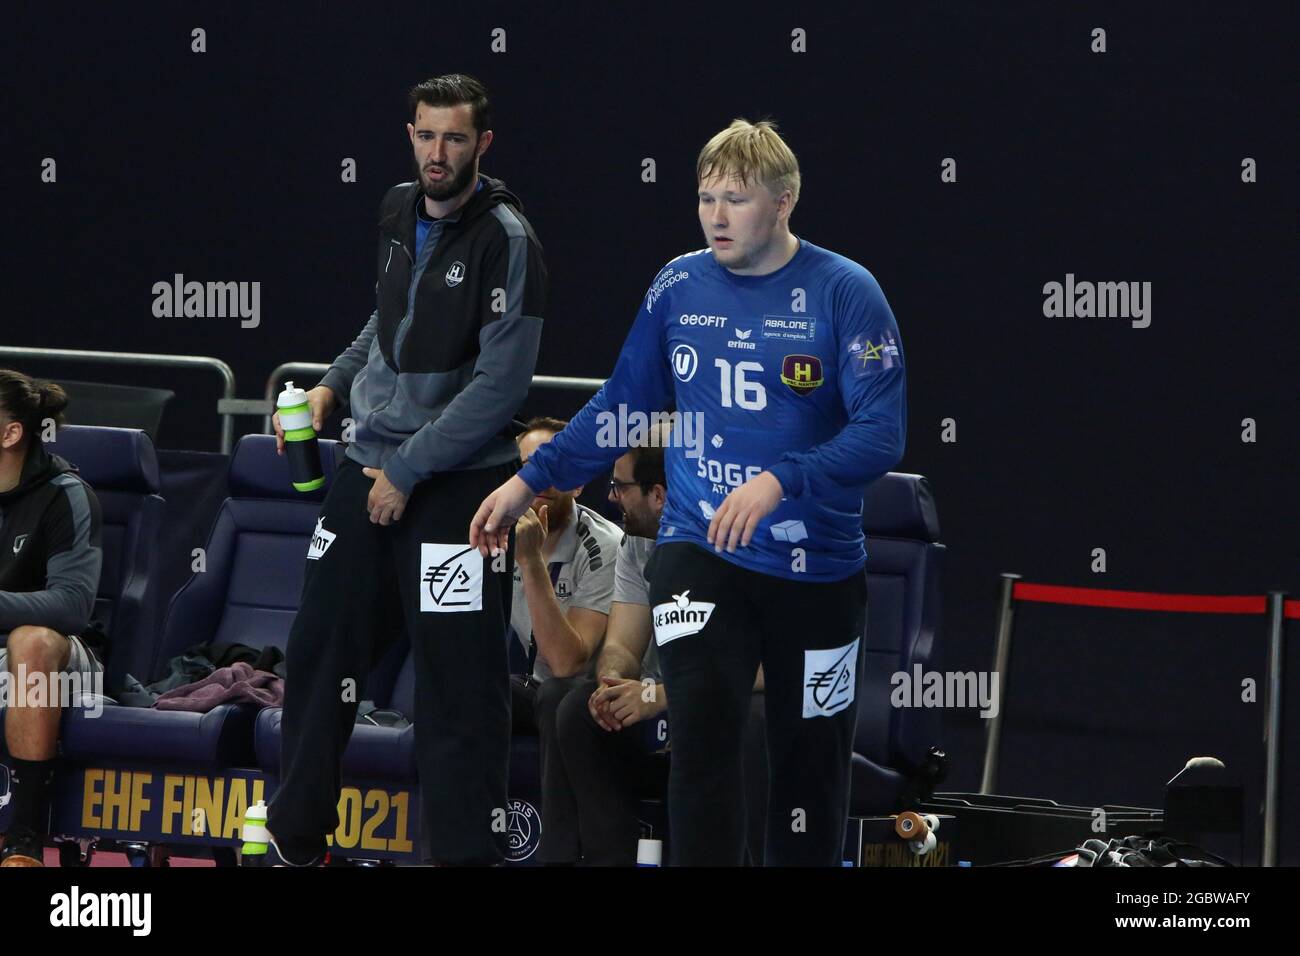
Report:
507,417,621,864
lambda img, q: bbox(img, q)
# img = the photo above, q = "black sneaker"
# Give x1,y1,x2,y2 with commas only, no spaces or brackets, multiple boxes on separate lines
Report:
0,831,45,868
241,829,324,868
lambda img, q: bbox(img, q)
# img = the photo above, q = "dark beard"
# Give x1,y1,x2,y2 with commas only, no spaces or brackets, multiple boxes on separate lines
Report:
621,501,657,538
417,155,478,202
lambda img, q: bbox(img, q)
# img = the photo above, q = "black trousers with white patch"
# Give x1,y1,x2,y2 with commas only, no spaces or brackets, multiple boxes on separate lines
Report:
269,454,517,865
650,541,867,866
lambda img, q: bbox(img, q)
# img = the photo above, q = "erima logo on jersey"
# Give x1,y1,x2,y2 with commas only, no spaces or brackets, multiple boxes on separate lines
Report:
306,519,335,560
420,544,483,612
803,637,860,718
727,327,757,350
653,590,716,646
12,534,29,556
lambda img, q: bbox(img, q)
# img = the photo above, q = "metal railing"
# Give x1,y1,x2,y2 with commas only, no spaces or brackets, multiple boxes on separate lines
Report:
0,346,238,453
260,362,606,434
1,347,607,455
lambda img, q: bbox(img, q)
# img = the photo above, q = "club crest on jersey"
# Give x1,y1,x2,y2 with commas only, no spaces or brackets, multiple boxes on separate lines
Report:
445,261,467,287
780,355,823,395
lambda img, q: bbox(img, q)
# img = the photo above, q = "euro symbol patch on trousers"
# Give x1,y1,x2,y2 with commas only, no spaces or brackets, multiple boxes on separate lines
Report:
420,544,483,612
802,637,859,718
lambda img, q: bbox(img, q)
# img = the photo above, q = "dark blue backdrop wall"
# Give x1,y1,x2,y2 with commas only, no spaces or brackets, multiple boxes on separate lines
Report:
5,2,1298,858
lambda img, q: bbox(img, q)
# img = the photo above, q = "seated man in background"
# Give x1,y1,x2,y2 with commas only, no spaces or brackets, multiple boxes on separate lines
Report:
507,416,623,864
0,371,104,868
553,427,769,865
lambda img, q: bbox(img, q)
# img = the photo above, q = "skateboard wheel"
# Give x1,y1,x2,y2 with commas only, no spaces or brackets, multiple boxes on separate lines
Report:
924,814,940,833
895,811,925,840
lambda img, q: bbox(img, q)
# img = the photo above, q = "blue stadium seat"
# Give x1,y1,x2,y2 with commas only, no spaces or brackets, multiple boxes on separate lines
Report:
57,433,343,769
850,471,945,814
45,424,164,692
1,425,164,764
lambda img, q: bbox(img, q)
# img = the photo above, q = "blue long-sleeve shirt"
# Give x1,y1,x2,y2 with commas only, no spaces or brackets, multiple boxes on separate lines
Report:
518,238,907,581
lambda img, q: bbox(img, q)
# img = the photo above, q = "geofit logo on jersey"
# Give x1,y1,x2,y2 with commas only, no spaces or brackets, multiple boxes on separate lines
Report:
506,798,541,862
671,344,699,382
652,590,716,647
306,518,335,561
445,261,467,287
780,355,824,395
803,638,860,718
420,544,484,612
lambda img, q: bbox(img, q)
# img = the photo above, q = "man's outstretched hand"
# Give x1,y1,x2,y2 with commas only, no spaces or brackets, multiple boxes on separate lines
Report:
470,474,536,557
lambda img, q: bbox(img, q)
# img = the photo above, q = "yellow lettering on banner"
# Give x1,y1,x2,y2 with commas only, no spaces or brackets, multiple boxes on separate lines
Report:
182,775,196,834
195,777,225,837
161,776,184,835
361,789,388,851
389,792,414,853
103,770,132,830
223,779,251,839
129,773,153,831
82,769,105,828
335,789,362,849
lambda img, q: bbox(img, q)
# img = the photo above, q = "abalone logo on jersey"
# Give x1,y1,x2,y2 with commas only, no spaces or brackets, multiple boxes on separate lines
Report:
671,344,699,382
780,355,823,395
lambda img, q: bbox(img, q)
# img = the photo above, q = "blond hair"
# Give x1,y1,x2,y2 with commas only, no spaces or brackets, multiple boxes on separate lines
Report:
697,118,801,207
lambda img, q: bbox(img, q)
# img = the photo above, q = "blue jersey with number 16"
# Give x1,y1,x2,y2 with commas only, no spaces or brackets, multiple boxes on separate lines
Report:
517,237,906,582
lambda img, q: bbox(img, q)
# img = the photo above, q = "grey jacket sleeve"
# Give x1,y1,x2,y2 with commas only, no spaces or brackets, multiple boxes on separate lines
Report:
383,213,546,495
0,476,102,636
318,308,379,411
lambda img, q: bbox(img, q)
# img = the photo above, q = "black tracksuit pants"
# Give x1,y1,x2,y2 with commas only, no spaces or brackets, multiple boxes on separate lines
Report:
649,541,868,867
552,681,770,865
268,455,516,865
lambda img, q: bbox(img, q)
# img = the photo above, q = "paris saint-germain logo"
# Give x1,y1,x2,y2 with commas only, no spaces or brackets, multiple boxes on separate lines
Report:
505,798,541,862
